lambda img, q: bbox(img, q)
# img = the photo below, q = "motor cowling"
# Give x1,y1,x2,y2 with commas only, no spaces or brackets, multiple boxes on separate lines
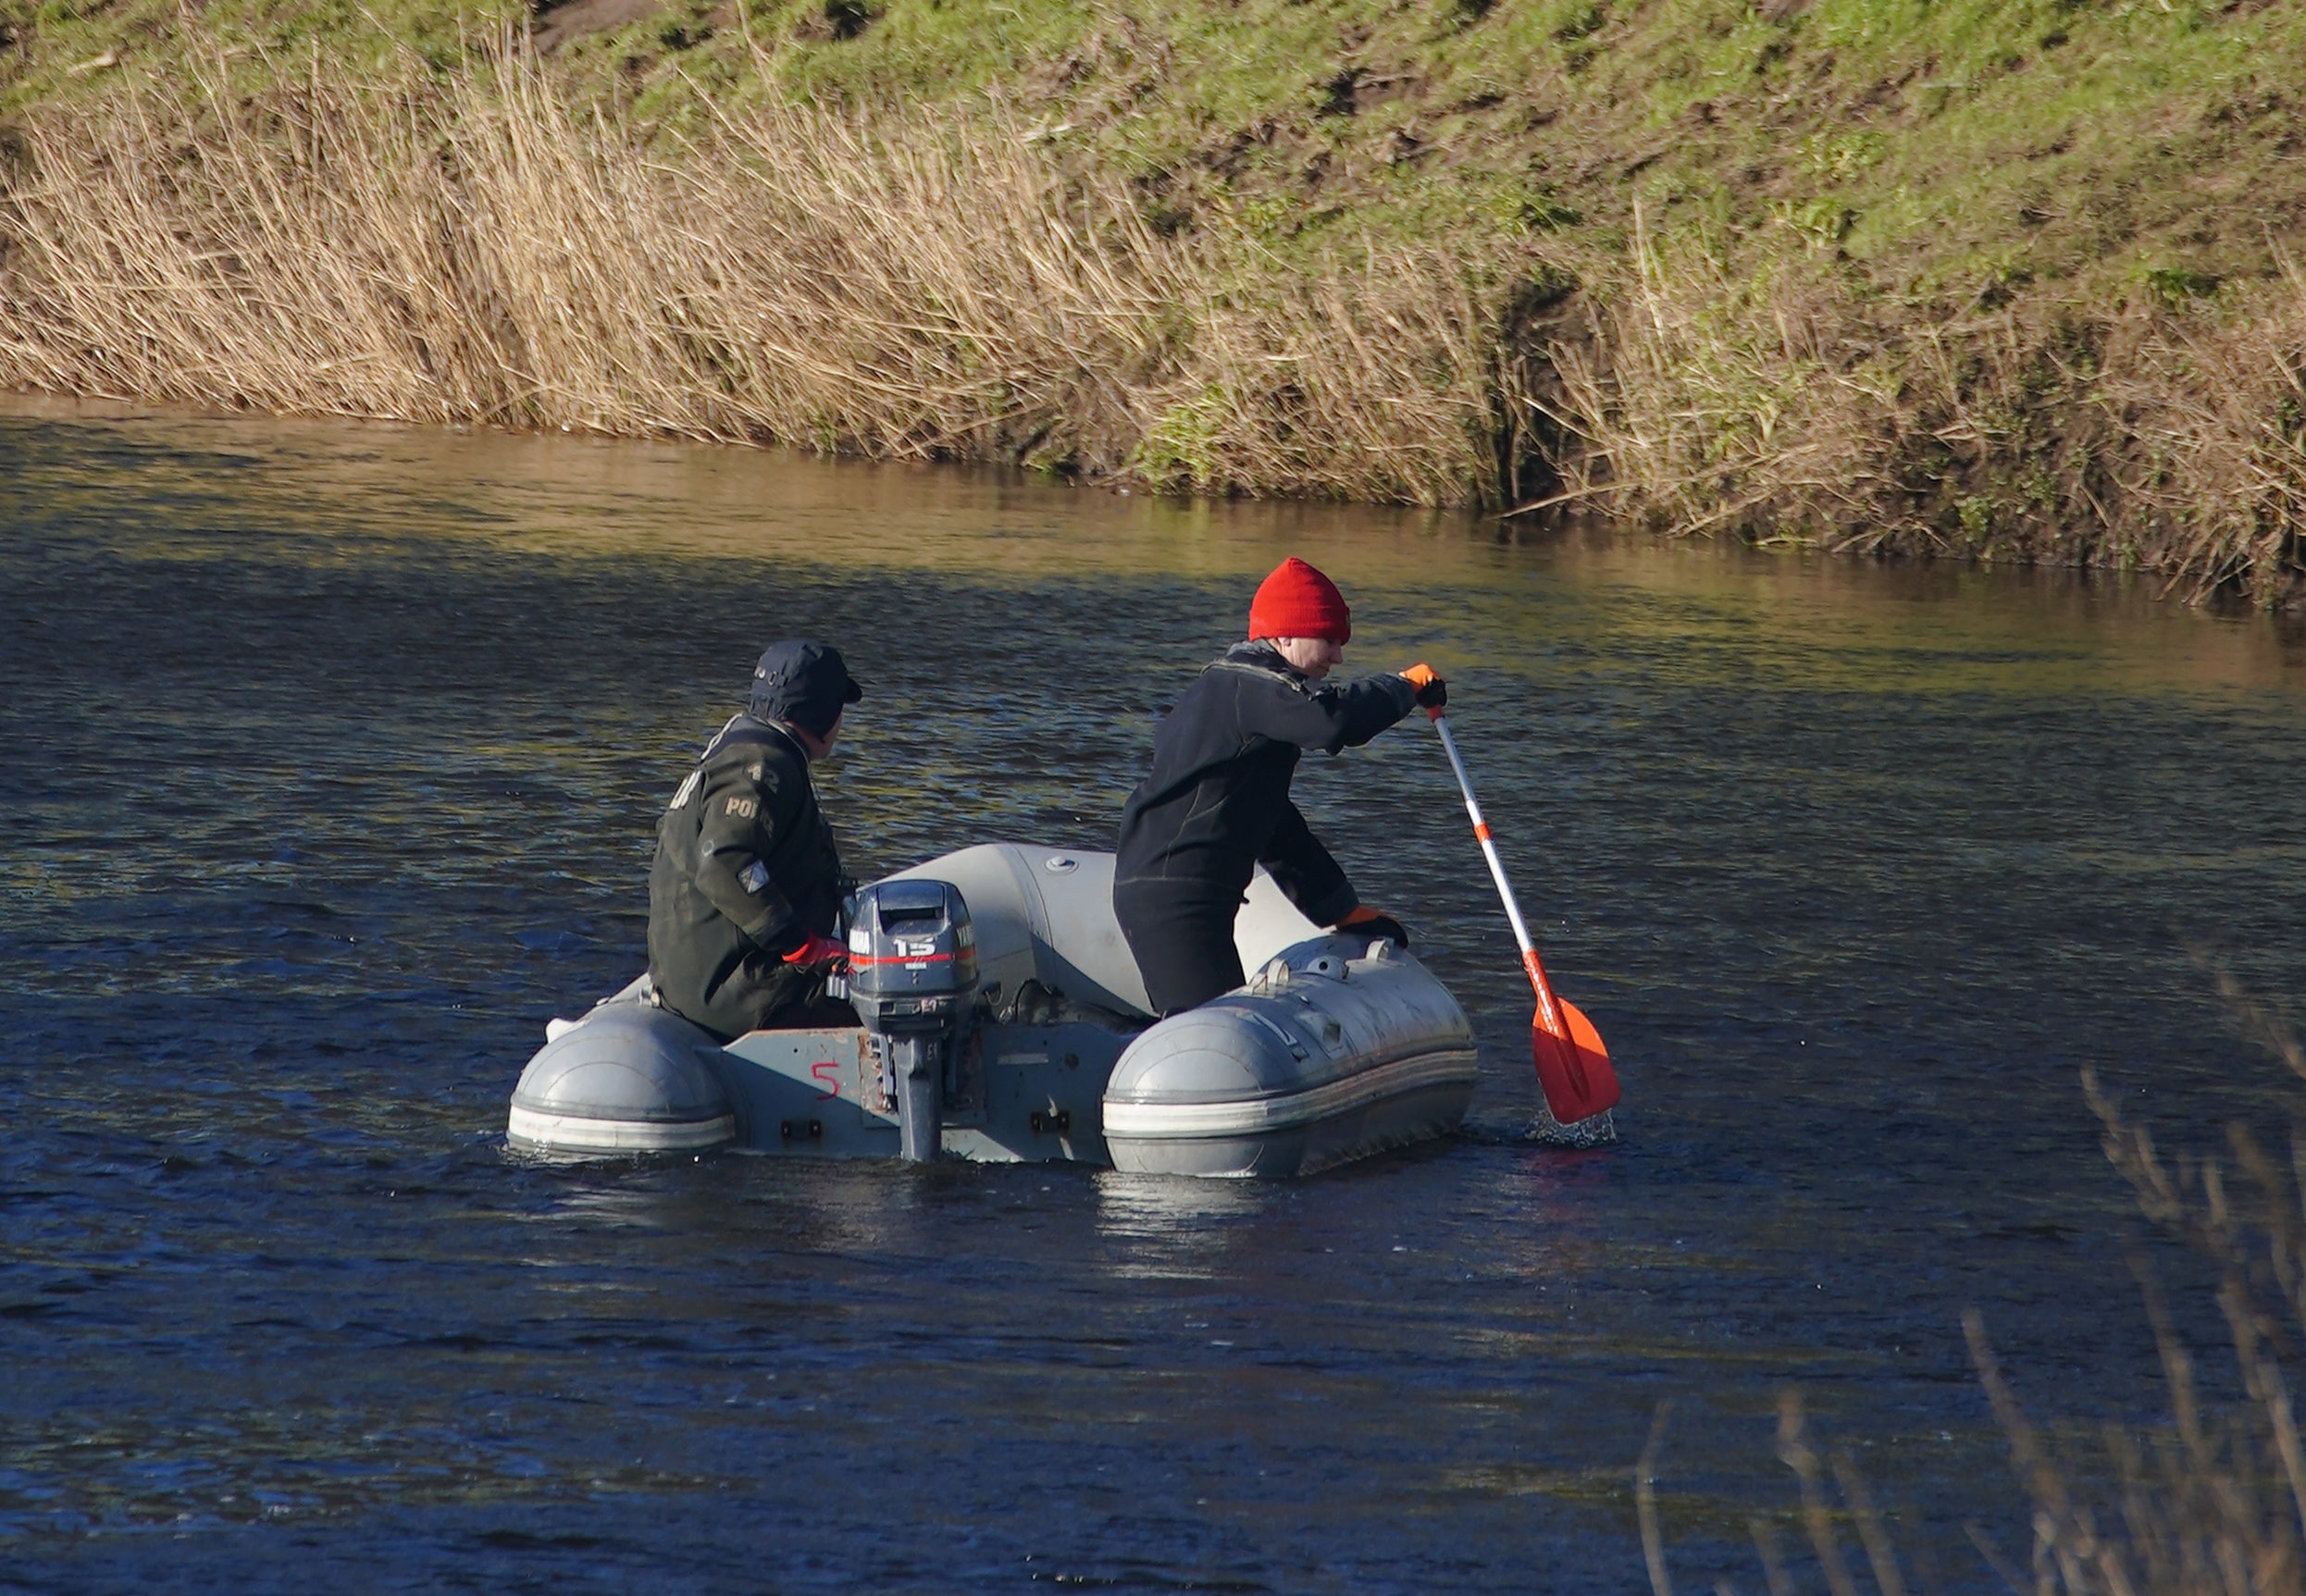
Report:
844,880,977,1160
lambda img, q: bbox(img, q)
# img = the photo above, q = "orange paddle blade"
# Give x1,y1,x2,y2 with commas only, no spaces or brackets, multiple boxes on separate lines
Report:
1532,997,1619,1123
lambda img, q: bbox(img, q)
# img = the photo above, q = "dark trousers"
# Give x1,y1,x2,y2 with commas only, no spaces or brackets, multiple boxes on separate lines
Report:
669,963,857,1044
1112,880,1245,1018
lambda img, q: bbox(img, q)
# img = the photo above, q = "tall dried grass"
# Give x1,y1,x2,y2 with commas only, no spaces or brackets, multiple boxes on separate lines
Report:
1637,1393,1924,1596
1996,998,2306,1596
2095,269,2306,607
1533,209,1924,548
1531,214,2306,606
0,34,1513,503
1640,985,2306,1596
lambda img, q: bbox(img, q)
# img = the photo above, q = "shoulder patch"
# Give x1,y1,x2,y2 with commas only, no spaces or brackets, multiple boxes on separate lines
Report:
724,795,758,819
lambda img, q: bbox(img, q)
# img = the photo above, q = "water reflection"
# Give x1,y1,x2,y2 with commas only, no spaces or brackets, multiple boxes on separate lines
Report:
1092,1171,1272,1282
529,1176,694,1231
10,393,2298,704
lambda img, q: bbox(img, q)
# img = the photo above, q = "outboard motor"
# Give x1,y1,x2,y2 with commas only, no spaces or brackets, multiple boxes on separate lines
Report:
844,879,978,1161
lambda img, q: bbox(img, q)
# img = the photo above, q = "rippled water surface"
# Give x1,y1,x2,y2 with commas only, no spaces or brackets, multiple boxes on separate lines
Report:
6,401,2306,1593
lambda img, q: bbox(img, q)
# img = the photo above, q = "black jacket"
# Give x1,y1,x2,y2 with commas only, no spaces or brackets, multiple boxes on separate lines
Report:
1114,642,1419,925
647,714,846,1039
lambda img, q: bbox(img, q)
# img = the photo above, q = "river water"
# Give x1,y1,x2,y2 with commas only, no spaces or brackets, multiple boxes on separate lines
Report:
4,401,2304,1592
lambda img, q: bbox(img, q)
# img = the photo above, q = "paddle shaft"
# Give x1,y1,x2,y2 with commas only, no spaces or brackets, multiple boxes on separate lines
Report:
1428,711,1568,1038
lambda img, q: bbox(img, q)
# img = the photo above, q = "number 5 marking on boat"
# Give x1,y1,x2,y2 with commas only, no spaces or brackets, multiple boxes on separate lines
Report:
812,1060,841,1100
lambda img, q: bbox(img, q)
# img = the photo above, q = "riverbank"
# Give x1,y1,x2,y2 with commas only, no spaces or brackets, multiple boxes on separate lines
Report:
3,1,2302,603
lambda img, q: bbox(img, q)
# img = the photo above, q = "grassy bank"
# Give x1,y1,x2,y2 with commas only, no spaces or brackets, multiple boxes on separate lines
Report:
2,1,2302,601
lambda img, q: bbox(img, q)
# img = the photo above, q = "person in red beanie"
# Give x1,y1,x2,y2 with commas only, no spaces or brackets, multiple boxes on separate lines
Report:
1112,557,1448,1016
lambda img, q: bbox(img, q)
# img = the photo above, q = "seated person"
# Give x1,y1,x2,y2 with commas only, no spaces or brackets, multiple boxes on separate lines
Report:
647,639,862,1040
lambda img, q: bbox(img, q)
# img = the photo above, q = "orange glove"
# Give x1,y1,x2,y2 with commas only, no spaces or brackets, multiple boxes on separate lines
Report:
1399,662,1446,709
1336,905,1412,949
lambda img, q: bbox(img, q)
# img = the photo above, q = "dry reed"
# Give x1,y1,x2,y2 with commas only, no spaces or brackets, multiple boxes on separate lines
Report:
1639,1394,1923,1596
0,34,1536,511
2094,268,2306,606
1530,214,2306,606
1639,984,2306,1596
1532,208,1923,548
0,34,1514,505
1938,1034,2306,1596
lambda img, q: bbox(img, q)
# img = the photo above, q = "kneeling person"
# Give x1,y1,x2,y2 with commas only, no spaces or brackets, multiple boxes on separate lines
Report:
1113,557,1446,1017
648,639,862,1041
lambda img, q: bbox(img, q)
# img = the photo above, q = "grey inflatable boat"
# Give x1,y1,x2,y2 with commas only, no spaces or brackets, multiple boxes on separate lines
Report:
506,843,1478,1177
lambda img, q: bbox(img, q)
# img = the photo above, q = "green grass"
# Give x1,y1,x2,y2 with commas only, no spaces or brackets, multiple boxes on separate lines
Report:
730,0,2306,302
10,0,2297,307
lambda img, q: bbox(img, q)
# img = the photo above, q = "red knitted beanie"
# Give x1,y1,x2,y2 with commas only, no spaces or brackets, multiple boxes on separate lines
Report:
1247,557,1352,644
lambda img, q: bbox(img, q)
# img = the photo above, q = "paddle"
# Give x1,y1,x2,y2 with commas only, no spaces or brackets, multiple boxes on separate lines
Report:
1427,708,1621,1124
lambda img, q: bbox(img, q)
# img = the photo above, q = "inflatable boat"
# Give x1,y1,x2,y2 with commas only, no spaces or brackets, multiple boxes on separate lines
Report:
506,843,1479,1177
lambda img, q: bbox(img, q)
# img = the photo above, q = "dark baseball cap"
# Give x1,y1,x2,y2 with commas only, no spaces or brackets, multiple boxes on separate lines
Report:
749,639,863,737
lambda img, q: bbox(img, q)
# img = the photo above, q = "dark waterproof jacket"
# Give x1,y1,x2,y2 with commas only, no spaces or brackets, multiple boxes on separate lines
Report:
648,714,846,1040
1114,642,1420,926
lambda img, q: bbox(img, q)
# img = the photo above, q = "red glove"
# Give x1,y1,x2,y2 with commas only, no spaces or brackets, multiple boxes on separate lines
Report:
780,930,848,971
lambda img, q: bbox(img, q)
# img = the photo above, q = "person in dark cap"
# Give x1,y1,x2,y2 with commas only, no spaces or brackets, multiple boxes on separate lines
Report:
1113,557,1447,1016
646,639,865,1040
